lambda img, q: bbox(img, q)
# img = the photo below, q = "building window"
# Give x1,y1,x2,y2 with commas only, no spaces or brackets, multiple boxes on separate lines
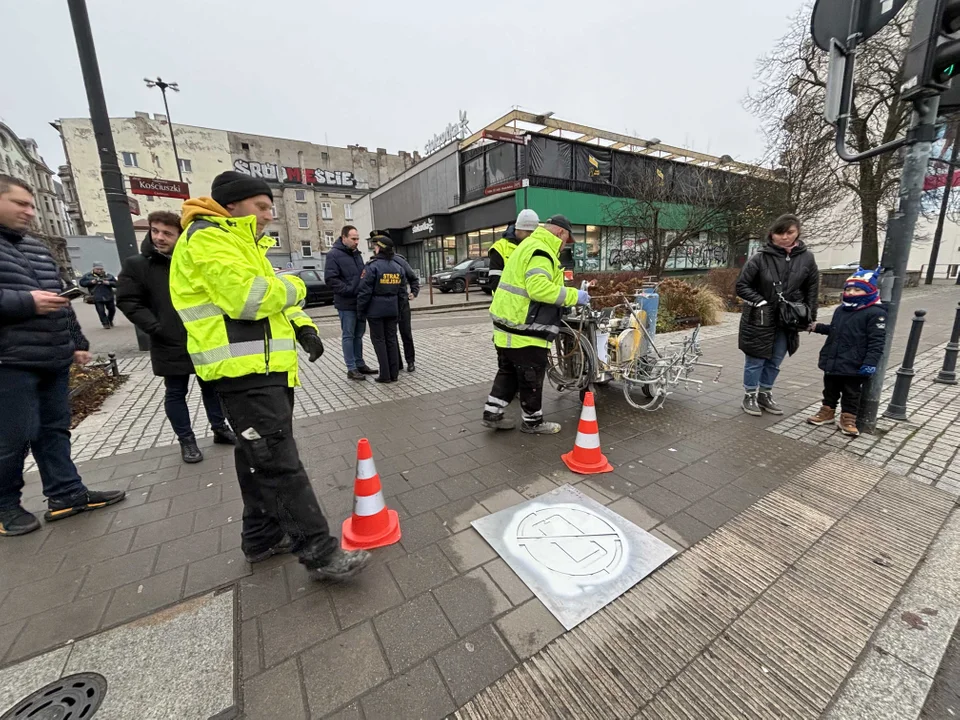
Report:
267,231,280,247
320,202,332,220
301,242,313,258
370,159,377,167
324,232,334,248
294,189,307,203
178,158,192,173
345,194,352,199
241,142,250,151
121,152,138,167
297,212,309,229
270,205,278,219
321,151,329,162
344,203,353,220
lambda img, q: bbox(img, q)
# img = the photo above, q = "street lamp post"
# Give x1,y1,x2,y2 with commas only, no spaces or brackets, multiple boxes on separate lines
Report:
144,77,182,181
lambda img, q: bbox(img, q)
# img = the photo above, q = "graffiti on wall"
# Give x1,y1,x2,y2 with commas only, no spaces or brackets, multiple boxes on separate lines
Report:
232,159,356,187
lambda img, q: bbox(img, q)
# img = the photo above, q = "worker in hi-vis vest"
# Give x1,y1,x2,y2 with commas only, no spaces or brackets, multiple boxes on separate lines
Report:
482,213,591,434
170,170,370,582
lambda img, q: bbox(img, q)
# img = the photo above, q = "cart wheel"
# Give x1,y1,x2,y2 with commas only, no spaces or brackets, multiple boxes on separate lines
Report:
641,382,654,399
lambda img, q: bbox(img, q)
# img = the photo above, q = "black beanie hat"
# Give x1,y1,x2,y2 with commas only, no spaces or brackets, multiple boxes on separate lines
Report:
211,171,272,207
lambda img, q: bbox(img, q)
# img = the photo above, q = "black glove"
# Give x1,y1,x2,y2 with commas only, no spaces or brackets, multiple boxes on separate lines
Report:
295,327,324,362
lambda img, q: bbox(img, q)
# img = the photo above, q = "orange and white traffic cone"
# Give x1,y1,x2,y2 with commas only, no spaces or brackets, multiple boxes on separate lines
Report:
561,391,613,474
341,438,401,551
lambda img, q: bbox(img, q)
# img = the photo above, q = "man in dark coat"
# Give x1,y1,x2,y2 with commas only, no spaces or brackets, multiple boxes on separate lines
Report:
0,174,125,536
324,225,377,380
117,211,236,464
392,244,420,372
79,261,117,328
735,214,819,417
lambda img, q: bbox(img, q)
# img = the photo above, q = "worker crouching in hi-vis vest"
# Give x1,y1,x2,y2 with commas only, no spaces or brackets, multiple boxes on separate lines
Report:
487,209,539,291
169,171,370,581
482,214,591,433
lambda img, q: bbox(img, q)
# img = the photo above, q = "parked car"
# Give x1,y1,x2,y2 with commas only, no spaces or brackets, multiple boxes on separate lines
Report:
431,258,488,293
277,268,334,307
476,262,493,295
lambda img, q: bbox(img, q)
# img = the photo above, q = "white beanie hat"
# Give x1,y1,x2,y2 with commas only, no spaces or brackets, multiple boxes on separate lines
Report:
515,209,540,232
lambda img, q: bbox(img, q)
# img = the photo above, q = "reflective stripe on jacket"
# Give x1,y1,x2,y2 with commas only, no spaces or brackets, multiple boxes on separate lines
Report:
169,201,317,387
489,226,578,349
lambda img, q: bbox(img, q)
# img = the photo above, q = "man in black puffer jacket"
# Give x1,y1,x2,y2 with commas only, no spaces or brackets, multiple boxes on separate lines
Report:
117,211,237,465
736,214,820,417
0,174,125,537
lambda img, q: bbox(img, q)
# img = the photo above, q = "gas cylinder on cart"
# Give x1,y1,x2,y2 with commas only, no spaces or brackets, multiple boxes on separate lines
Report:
635,290,659,353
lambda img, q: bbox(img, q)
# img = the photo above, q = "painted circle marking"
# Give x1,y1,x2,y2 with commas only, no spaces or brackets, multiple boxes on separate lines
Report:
515,504,625,578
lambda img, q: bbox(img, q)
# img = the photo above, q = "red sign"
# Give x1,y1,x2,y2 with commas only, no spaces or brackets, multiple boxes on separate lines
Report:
481,129,527,146
127,196,141,216
484,179,524,196
129,176,190,199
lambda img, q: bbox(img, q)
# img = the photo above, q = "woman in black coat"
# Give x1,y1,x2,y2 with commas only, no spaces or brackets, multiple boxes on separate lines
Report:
735,214,820,417
357,236,405,383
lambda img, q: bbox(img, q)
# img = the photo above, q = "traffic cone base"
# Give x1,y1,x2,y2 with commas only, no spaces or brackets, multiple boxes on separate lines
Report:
561,391,613,475
342,508,401,551
341,438,402,551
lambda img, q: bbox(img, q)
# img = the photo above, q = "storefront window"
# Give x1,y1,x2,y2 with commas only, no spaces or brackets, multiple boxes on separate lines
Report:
478,229,493,257
585,225,601,270
445,236,457,268
465,232,479,258
426,237,441,252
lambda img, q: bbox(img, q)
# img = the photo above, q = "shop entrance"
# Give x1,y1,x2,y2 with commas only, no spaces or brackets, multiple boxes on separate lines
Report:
427,249,444,278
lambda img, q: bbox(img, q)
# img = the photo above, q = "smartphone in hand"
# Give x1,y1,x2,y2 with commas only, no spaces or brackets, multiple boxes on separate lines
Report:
59,287,85,300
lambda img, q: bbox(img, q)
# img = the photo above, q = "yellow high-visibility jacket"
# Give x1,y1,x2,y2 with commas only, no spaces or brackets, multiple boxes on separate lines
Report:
490,226,578,349
170,198,317,387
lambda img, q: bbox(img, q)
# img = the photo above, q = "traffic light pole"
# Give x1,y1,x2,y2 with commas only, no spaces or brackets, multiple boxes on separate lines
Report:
859,95,941,433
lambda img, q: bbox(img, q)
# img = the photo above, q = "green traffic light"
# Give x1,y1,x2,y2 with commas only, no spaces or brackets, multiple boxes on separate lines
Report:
948,64,956,76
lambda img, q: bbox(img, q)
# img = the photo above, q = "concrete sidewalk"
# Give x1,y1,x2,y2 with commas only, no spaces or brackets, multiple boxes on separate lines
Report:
2,284,958,718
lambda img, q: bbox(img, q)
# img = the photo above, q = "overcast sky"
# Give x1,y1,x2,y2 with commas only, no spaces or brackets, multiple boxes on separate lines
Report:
1,0,804,172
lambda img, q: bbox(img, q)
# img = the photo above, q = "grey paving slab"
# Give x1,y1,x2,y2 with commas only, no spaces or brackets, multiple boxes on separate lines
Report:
472,484,676,630
0,646,71,715
1,591,234,720
241,658,307,720
824,650,933,720
494,598,565,660
374,593,457,673
388,544,459,599
8,591,111,663
259,591,340,667
329,561,404,629
435,625,518,706
361,660,456,720
300,622,390,718
101,566,186,627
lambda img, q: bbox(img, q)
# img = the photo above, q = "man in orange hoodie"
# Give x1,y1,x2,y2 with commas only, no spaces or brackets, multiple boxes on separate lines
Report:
170,172,370,580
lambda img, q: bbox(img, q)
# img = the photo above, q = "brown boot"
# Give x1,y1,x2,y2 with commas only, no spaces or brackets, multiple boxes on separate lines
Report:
838,412,860,437
806,405,835,426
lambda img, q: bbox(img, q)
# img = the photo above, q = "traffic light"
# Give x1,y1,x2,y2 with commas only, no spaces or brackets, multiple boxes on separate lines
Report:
901,0,960,100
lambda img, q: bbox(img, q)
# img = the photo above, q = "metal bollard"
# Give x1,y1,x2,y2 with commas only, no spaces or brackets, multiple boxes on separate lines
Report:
935,301,960,385
883,309,926,421
107,352,119,377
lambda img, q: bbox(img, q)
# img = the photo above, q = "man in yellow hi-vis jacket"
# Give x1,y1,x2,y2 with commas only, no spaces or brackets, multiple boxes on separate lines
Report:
170,171,369,580
483,214,591,434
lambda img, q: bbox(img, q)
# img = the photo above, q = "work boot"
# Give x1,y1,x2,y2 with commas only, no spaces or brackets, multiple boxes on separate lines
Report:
310,548,371,581
45,489,125,522
356,365,379,375
838,412,860,437
406,362,416,373
212,426,237,446
482,412,516,430
0,507,41,537
806,405,836,426
741,392,762,416
757,391,783,415
520,421,562,435
245,535,294,564
347,369,366,381
180,440,203,464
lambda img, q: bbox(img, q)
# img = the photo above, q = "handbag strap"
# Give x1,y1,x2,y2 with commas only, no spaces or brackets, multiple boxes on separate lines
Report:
762,254,787,300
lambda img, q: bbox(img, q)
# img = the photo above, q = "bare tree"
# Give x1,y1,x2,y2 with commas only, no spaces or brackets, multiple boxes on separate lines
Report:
603,164,773,276
747,2,914,267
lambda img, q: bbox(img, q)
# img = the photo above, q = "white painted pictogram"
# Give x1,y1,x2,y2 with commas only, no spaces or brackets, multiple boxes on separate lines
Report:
515,506,625,578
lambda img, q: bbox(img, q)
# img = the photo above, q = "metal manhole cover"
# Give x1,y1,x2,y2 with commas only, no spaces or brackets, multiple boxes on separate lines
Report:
516,506,625,577
1,673,107,720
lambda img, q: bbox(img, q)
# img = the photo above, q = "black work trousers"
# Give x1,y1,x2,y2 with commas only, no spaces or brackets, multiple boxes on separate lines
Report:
94,300,116,326
217,385,338,566
486,345,549,426
823,374,865,415
397,297,415,366
368,317,399,381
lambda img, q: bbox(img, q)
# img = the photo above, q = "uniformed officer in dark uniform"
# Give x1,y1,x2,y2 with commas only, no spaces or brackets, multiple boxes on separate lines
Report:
357,235,405,383
393,251,420,372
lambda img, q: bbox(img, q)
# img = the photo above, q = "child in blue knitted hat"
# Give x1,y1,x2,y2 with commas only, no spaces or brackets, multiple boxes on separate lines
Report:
806,268,886,437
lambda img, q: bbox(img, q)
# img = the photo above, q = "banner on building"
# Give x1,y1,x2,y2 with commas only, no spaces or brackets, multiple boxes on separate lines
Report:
528,136,572,179
232,159,356,188
573,146,612,183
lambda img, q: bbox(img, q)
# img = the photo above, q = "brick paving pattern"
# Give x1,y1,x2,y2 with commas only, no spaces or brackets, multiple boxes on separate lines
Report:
3,283,958,719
